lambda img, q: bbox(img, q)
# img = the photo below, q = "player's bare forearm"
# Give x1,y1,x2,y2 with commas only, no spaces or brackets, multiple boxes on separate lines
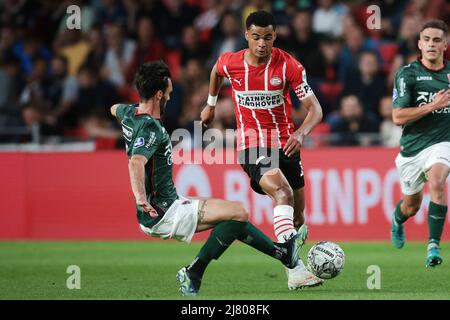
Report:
128,155,157,217
393,89,450,126
201,64,224,127
128,155,148,202
392,105,434,125
296,94,323,136
283,95,323,157
209,64,224,97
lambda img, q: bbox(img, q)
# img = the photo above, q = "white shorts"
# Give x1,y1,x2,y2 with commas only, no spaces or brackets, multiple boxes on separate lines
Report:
139,196,200,243
395,142,450,195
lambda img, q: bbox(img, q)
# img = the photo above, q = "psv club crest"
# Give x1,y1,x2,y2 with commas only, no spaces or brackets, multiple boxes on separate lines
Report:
270,76,282,86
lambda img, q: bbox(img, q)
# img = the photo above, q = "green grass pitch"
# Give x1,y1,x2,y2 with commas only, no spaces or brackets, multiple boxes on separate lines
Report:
0,241,449,300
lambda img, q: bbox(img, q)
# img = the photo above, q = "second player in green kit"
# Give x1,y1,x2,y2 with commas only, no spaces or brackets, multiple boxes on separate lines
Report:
391,20,450,267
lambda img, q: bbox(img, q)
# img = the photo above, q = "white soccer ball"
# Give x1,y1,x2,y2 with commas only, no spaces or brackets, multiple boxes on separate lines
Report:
307,241,345,279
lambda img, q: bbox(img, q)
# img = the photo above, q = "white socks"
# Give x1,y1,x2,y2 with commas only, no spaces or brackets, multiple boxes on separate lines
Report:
273,205,297,243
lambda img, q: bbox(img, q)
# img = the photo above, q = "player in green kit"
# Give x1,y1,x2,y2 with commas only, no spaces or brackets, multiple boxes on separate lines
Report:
391,20,450,267
111,61,305,295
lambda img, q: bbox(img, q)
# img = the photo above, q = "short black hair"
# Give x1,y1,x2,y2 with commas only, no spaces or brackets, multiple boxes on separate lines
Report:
134,60,171,101
420,20,448,35
245,10,276,30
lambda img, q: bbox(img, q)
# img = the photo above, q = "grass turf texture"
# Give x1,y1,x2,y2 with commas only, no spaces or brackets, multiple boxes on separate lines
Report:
0,241,449,300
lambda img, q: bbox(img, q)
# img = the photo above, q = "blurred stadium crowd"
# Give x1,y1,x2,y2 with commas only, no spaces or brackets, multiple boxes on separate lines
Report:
0,0,449,148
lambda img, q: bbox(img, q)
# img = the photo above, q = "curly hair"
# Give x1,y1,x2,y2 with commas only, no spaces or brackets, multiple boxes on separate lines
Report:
134,60,171,101
245,10,276,30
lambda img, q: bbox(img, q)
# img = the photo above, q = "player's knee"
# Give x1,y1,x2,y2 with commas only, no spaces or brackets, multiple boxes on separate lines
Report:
273,184,294,206
231,202,249,222
428,177,446,195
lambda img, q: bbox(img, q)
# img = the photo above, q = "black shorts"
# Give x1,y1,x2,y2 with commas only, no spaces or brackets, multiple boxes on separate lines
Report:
238,148,305,195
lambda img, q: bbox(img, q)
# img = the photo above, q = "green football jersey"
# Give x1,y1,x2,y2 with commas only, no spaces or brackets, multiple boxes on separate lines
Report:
393,59,450,157
116,104,178,228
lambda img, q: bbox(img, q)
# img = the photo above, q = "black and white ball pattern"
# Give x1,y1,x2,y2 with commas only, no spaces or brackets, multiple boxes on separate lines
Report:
307,241,345,279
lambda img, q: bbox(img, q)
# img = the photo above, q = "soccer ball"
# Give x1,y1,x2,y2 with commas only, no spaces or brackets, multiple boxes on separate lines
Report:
307,241,345,279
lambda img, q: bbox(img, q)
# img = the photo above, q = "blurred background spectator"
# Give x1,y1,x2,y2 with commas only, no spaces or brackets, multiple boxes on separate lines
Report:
281,9,319,71
103,23,136,88
312,0,348,37
328,95,380,146
180,25,210,66
379,95,402,147
341,50,386,121
125,16,166,83
0,55,23,142
208,11,246,68
0,0,448,148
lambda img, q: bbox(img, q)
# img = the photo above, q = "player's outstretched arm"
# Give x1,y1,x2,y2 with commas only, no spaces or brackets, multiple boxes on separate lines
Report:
283,94,323,157
200,64,224,127
128,154,157,217
392,89,450,126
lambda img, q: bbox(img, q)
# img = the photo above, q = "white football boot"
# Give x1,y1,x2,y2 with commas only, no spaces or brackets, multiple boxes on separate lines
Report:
286,224,323,290
286,259,324,290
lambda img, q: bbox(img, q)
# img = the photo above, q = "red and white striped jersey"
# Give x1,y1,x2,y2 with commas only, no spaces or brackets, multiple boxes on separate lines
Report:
216,47,314,151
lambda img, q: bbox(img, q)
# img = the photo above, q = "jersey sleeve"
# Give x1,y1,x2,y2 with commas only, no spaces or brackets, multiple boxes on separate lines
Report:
215,52,232,77
115,104,129,121
392,66,414,109
285,55,314,101
131,122,162,160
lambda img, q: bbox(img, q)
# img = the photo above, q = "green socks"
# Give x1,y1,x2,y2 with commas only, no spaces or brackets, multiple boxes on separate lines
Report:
394,201,408,225
197,220,246,263
428,201,447,245
197,221,280,263
392,200,447,245
192,221,285,278
237,222,278,258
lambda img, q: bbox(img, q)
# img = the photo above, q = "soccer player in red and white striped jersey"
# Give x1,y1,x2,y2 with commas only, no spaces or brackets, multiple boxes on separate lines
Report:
201,11,324,289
